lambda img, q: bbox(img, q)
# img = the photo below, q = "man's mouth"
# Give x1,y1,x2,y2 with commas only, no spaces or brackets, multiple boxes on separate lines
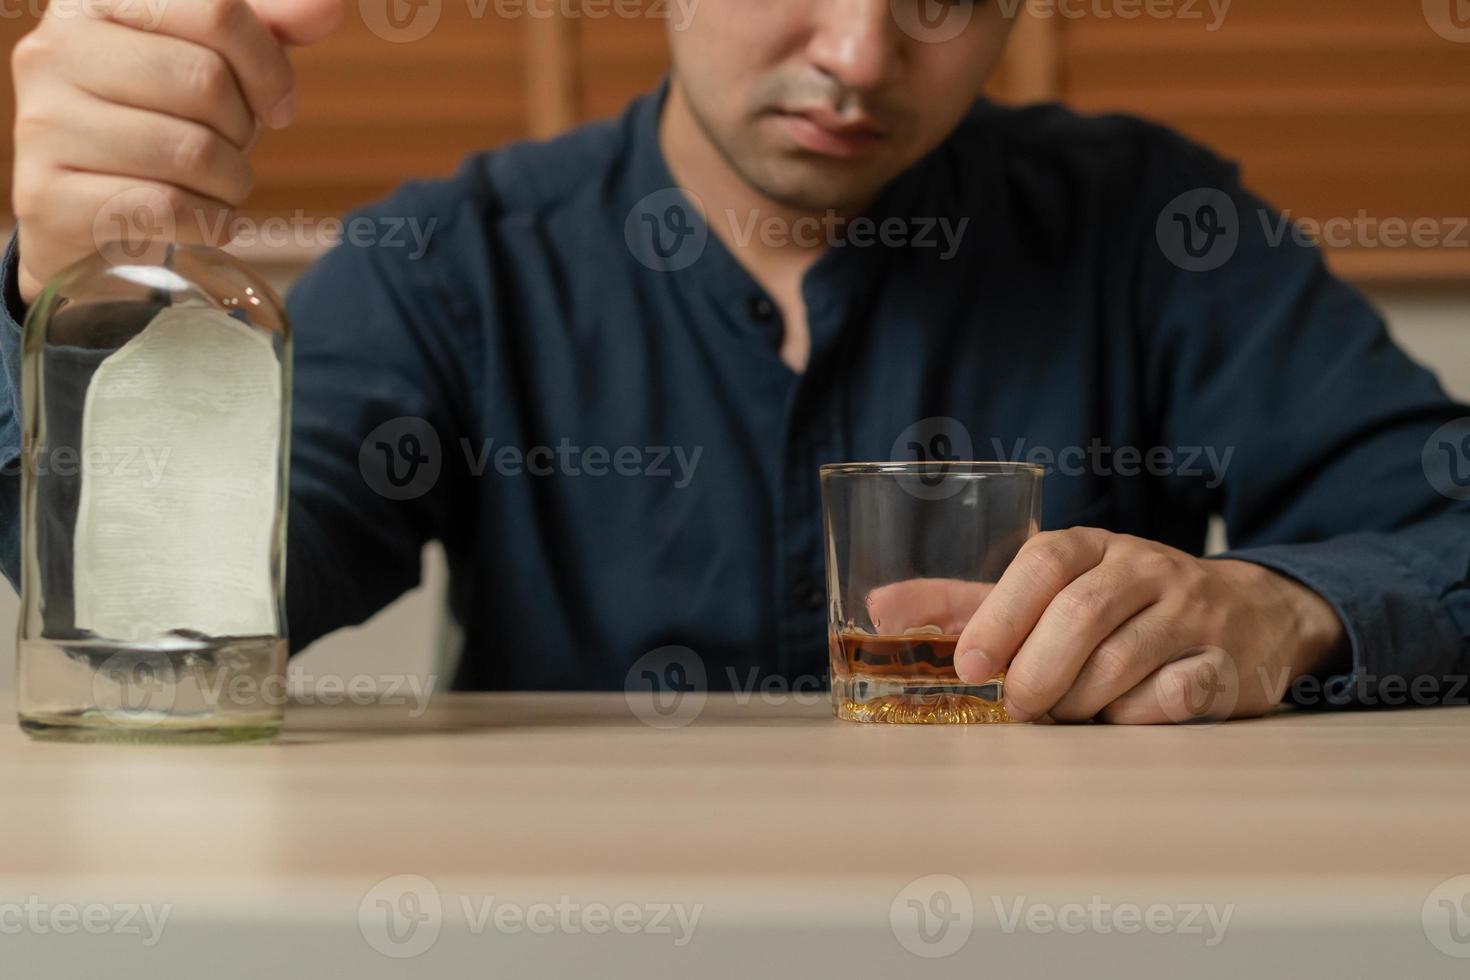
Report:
772,106,888,160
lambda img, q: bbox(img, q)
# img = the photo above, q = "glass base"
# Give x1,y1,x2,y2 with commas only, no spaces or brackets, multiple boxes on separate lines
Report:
19,711,282,745
833,675,1012,724
16,635,286,745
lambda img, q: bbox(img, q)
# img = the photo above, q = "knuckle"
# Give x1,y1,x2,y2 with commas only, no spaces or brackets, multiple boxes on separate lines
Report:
1053,584,1109,625
1023,541,1076,590
12,186,48,228
199,0,246,36
183,49,233,105
1002,667,1051,715
12,98,58,143
10,30,51,78
171,123,220,176
1138,548,1180,578
1088,642,1135,687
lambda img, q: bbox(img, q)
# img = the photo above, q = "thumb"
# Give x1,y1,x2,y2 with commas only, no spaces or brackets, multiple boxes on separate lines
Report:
243,0,343,45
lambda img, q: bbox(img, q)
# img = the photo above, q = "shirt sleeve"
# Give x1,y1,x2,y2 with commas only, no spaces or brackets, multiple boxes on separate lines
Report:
1135,131,1470,709
0,185,480,654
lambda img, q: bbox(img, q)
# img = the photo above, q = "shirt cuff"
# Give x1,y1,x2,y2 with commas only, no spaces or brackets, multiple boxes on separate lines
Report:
1215,532,1470,710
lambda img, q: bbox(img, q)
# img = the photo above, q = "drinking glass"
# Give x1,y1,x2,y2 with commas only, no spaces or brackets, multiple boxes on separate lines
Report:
821,462,1043,724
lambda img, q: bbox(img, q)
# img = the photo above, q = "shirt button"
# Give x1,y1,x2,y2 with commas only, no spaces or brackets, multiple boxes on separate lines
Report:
794,577,825,612
747,294,777,324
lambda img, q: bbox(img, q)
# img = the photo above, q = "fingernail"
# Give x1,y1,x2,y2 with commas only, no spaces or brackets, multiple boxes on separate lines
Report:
266,91,297,130
954,648,993,684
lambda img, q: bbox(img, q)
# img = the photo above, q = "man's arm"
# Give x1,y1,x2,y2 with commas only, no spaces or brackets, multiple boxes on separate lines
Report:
952,127,1470,722
0,184,476,653
1138,134,1470,710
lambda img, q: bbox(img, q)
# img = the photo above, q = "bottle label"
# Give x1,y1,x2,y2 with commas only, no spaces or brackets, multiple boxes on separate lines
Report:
73,304,282,641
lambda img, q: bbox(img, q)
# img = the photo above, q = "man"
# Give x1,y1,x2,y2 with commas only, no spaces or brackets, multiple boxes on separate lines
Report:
2,0,1467,722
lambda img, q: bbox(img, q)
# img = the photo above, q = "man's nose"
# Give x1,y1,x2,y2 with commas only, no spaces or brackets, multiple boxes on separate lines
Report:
805,0,903,94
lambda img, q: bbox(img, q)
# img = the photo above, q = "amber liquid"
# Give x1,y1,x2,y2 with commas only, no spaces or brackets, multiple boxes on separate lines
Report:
831,632,1010,724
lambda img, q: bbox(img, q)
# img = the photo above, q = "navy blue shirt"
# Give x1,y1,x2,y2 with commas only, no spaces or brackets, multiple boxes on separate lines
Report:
3,88,1469,703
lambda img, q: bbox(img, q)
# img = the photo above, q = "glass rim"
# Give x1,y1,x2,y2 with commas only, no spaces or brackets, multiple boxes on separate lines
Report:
820,461,1045,477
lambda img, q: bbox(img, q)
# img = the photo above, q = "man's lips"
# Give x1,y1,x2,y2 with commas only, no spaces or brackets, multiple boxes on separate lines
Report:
772,107,887,159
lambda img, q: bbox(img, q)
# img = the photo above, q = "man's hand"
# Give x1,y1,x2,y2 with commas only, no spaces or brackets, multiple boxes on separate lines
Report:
10,0,341,305
952,527,1349,723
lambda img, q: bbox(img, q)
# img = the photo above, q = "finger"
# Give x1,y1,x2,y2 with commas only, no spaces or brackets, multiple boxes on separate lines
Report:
864,578,994,635
24,92,254,208
1047,611,1186,723
1098,646,1240,725
245,0,344,45
1001,560,1164,723
50,16,256,148
91,0,297,129
954,528,1109,684
17,170,235,277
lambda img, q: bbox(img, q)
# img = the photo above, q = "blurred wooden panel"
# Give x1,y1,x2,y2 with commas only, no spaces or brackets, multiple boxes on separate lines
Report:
1,1,1465,282
577,12,669,121
250,5,526,215
1060,0,1470,280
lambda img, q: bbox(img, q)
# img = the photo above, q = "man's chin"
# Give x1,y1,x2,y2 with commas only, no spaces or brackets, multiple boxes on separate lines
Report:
740,156,893,215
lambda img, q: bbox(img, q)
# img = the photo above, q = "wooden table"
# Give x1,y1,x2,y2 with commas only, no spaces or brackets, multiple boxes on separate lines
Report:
2,692,1469,978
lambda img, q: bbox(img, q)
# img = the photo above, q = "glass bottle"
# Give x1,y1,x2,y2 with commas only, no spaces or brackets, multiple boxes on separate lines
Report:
16,241,291,743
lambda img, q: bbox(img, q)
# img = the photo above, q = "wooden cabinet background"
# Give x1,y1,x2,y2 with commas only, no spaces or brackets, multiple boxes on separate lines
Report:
0,0,1465,281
